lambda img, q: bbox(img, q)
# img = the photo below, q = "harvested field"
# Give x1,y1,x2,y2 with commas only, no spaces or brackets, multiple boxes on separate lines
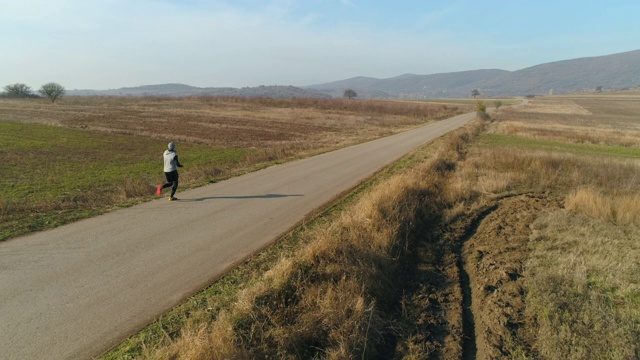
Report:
493,95,640,148
0,96,465,150
0,96,466,241
515,98,592,115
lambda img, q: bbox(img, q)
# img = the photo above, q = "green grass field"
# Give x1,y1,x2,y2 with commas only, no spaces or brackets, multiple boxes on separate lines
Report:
0,121,251,241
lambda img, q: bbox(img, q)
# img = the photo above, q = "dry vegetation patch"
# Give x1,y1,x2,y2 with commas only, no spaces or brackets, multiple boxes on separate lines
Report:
397,94,639,357
102,95,639,359
494,95,640,147
447,94,640,358
518,98,592,115
0,97,466,150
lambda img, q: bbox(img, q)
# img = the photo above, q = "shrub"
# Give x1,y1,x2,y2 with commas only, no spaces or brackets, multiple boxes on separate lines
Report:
476,100,489,120
2,83,38,98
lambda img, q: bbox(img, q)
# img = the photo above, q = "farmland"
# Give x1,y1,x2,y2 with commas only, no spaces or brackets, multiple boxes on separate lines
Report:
0,96,466,241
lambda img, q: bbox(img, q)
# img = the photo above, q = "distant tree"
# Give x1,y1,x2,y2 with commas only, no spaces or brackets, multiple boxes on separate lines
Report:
343,88,357,99
471,89,480,98
493,99,503,110
595,85,603,93
39,82,66,103
3,83,36,98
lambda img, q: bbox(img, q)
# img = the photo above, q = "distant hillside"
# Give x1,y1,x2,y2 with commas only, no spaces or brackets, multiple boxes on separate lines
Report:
68,84,330,98
306,49,640,98
308,70,509,98
67,49,640,99
478,50,640,97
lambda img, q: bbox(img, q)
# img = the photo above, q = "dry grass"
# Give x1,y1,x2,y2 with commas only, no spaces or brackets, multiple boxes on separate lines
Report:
566,187,640,225
453,148,640,357
494,96,640,147
101,93,639,359
465,95,640,358
515,98,593,115
0,96,467,151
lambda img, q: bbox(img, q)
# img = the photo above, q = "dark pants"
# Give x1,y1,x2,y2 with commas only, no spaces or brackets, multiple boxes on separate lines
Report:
163,171,179,197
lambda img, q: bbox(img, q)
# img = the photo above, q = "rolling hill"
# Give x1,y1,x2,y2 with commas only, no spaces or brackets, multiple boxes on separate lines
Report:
306,49,640,98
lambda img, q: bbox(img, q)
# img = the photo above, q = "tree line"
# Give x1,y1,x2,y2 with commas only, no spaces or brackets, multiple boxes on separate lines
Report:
1,82,66,102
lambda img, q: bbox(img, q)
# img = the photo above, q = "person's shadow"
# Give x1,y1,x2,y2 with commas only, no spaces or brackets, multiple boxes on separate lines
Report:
178,194,304,202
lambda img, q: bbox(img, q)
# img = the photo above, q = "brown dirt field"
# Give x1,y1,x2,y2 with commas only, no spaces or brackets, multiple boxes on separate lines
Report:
461,194,562,359
518,99,592,115
494,95,640,148
399,193,564,360
0,97,466,151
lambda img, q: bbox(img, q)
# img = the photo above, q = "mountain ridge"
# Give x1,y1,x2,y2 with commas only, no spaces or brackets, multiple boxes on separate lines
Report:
67,49,640,99
306,49,640,98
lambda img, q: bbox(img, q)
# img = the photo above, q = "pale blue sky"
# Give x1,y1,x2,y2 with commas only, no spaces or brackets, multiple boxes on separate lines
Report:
2,0,638,89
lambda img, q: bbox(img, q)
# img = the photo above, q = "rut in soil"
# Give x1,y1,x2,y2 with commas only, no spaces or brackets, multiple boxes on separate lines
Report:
458,204,498,359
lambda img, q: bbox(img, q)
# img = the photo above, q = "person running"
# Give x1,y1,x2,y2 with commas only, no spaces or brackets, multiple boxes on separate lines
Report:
156,142,183,201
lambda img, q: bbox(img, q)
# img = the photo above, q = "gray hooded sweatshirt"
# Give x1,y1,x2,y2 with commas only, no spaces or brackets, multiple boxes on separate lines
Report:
163,150,180,172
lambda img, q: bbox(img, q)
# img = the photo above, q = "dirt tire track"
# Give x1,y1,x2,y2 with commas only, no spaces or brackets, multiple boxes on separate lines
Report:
461,193,562,359
457,203,499,360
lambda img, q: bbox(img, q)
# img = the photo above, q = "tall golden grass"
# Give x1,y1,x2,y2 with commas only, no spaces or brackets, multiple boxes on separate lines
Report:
565,187,640,225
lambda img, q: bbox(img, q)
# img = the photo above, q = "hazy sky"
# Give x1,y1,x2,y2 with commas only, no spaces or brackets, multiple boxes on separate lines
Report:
2,0,639,90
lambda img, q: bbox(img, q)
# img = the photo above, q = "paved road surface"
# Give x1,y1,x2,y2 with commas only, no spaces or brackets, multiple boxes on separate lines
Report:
0,112,474,360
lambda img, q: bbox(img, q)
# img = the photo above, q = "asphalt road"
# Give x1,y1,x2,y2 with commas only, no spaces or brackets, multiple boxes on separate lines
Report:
0,111,474,360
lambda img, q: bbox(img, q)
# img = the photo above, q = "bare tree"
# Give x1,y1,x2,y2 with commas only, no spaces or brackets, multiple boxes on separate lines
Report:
39,82,66,103
3,83,35,98
343,88,357,99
